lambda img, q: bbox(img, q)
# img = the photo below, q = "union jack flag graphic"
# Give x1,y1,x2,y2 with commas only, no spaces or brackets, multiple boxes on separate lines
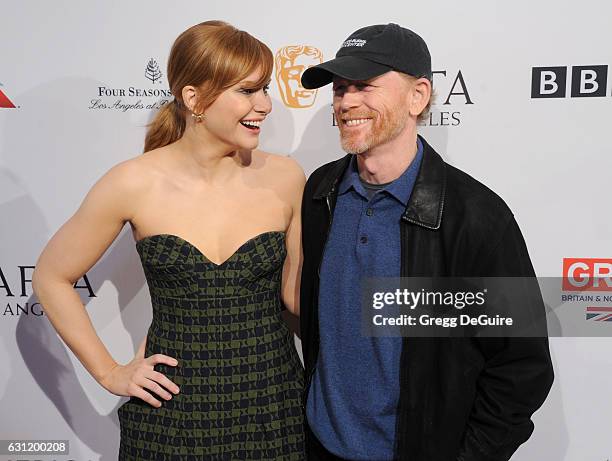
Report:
585,307,612,321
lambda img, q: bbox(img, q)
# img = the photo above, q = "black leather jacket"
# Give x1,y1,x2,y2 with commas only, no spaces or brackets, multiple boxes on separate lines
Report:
299,135,554,461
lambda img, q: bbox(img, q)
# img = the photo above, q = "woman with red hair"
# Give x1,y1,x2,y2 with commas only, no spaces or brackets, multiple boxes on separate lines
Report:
32,20,306,460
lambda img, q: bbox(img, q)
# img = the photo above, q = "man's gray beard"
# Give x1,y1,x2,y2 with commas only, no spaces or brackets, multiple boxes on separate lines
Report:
340,135,371,154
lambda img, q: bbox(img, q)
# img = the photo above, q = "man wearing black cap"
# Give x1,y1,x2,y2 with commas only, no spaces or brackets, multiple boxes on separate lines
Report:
298,23,554,461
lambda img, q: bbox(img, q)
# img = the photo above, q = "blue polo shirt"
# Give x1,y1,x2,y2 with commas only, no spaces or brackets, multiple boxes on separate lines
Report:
306,139,423,460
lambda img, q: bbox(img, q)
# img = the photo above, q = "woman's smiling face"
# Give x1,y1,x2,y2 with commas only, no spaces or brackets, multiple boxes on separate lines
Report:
200,68,272,151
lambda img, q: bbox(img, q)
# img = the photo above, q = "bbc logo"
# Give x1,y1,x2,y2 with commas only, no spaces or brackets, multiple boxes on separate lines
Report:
531,65,608,98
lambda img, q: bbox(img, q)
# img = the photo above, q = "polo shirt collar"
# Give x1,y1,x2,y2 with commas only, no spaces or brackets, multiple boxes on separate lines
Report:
337,137,424,205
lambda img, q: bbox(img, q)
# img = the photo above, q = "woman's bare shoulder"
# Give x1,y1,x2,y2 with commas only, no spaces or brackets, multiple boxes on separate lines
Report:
253,150,305,183
250,150,306,208
103,147,169,190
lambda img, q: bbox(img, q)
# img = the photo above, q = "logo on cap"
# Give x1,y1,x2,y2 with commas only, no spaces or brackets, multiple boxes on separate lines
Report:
341,39,366,48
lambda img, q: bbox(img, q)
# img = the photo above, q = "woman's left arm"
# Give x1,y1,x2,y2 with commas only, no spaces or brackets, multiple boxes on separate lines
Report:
280,158,306,316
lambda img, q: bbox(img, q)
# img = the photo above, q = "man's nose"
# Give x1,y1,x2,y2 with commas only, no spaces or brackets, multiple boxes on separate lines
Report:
338,88,362,111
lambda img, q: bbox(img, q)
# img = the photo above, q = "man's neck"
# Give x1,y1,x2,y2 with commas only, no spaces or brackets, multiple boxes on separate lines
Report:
355,128,419,184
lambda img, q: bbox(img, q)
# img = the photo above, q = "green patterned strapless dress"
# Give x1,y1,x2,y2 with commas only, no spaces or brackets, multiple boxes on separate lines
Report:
117,231,305,460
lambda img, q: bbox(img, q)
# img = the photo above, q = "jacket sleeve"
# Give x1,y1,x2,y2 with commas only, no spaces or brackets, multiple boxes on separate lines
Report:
456,216,554,461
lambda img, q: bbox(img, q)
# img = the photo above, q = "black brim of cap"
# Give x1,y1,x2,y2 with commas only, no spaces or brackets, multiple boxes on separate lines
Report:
301,56,392,89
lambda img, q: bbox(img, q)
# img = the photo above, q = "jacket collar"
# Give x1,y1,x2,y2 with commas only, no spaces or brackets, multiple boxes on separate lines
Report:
313,155,351,199
312,134,446,230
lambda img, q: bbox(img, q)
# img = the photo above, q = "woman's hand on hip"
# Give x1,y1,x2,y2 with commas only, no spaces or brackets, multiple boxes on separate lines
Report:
100,336,180,408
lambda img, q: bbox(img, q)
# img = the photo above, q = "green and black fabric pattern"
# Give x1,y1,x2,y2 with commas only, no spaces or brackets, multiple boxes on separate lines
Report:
117,231,305,460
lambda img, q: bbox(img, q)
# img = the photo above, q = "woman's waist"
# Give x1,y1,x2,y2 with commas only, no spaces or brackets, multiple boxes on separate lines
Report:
147,310,290,344
145,323,296,371
147,286,281,304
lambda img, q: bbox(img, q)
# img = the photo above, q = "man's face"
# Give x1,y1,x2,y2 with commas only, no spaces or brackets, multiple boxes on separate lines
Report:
332,71,411,154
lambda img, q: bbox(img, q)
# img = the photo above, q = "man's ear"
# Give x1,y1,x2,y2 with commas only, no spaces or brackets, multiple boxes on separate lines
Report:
408,77,432,118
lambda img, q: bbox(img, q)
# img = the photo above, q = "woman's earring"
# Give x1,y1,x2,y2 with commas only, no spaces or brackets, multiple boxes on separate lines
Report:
191,112,204,123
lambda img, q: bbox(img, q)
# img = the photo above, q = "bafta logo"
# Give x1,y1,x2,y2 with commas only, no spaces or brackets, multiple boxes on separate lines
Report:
275,46,322,108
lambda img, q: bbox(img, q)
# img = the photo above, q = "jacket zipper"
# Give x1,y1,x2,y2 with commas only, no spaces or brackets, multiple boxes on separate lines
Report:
317,192,334,277
303,186,335,412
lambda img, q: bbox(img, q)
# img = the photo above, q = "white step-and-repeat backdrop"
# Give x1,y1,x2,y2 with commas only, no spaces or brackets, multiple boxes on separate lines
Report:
1,1,611,460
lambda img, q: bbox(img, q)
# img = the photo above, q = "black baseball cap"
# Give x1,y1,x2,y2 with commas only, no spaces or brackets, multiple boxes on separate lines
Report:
301,23,432,89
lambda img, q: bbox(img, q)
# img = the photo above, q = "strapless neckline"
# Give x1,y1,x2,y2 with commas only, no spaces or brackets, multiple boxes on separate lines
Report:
135,230,285,267
119,227,305,458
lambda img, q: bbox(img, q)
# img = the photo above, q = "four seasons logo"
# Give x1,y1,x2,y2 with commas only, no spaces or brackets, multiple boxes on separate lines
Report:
88,58,172,112
145,58,163,84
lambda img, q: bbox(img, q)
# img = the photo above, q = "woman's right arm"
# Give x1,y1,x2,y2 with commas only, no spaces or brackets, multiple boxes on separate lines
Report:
31,160,179,408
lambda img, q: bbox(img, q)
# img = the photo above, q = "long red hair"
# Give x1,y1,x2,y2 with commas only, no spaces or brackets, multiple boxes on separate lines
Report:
143,20,273,153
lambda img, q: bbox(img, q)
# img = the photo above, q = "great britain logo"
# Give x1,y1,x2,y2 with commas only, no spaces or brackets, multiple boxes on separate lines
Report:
561,258,612,326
